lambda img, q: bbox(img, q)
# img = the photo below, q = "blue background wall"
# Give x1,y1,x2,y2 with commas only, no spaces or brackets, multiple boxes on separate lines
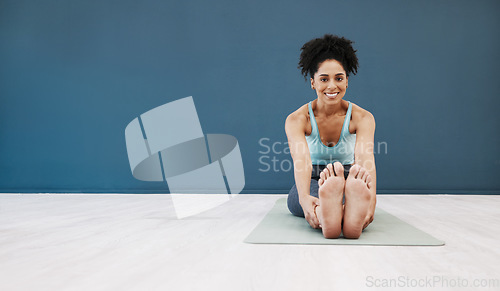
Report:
1,0,499,194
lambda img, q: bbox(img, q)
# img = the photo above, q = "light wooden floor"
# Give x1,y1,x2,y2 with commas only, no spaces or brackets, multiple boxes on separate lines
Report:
0,194,499,291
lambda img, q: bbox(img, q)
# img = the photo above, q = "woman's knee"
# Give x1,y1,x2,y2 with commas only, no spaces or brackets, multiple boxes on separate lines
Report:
287,186,304,217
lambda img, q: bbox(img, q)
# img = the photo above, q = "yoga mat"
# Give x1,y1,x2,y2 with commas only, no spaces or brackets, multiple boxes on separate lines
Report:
244,198,444,246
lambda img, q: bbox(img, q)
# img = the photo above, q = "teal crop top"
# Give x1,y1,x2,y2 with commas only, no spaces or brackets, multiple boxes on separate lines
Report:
306,101,356,165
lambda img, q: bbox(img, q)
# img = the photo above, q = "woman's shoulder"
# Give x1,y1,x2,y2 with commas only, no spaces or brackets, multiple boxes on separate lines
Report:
286,103,310,123
350,102,374,121
349,101,375,130
285,102,312,135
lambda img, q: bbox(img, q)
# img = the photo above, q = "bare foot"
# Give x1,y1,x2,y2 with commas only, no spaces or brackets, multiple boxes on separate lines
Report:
316,162,345,239
343,164,372,239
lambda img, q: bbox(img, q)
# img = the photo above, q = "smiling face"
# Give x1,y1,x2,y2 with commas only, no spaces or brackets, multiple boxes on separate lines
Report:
310,59,348,104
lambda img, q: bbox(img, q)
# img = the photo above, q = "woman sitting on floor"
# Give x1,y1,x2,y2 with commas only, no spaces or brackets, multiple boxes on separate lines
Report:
286,34,377,239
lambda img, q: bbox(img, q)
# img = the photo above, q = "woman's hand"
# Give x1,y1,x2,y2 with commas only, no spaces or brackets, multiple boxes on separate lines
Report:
300,195,321,229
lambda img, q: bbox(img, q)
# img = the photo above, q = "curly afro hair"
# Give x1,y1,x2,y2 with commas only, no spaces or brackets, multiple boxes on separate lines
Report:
298,34,359,80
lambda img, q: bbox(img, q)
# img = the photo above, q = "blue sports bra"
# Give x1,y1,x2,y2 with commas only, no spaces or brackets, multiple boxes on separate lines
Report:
306,101,356,165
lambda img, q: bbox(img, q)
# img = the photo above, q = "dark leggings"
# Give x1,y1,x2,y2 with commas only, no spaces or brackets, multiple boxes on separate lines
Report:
287,164,351,217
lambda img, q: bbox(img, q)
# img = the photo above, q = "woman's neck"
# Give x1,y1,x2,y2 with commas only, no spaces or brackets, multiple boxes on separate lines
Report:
314,98,346,117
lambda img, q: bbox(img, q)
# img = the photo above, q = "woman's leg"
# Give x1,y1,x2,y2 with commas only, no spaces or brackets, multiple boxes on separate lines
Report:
315,162,345,239
287,179,319,217
343,164,372,239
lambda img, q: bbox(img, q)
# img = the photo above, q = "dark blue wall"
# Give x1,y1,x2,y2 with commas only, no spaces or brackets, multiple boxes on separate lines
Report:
1,0,499,193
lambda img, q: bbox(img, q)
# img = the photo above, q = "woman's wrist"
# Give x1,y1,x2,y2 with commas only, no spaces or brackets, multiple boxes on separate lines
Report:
298,194,311,204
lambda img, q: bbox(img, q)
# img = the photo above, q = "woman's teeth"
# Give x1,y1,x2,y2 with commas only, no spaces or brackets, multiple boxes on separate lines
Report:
325,93,338,97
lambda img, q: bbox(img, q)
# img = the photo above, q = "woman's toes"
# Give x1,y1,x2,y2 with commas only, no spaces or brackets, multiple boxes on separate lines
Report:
333,162,344,178
327,163,334,176
320,171,326,182
323,167,331,178
364,172,371,183
357,167,366,180
318,178,324,186
366,175,372,189
348,164,360,179
362,168,370,181
325,166,333,178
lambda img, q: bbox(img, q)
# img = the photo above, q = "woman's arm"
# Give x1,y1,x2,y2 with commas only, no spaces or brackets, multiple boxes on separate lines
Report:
285,112,320,229
353,110,377,228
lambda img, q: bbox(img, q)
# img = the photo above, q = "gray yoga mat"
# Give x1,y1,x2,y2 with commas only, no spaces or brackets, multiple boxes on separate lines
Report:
244,198,444,246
